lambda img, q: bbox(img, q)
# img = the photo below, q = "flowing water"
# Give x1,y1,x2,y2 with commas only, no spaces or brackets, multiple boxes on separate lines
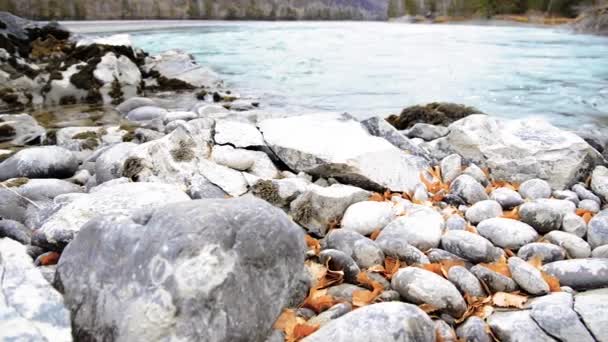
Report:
63,20,608,128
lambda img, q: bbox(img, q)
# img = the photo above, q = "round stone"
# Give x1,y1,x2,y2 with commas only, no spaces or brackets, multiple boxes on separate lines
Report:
519,179,551,200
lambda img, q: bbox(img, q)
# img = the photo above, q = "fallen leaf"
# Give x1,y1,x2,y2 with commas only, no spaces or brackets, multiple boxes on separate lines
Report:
504,248,515,257
352,272,384,307
479,256,511,278
528,255,543,269
439,259,465,277
292,324,320,340
501,207,520,220
302,288,337,313
492,292,528,309
369,193,385,202
383,257,401,279
465,225,478,234
305,235,321,256
367,264,386,273
419,263,444,278
369,228,381,241
541,272,561,292
420,303,439,314
456,295,493,323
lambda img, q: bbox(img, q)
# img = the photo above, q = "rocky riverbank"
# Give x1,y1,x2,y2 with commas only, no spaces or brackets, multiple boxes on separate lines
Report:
2,12,608,342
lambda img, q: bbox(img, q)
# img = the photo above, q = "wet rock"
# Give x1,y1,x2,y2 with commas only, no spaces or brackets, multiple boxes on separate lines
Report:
561,213,587,238
465,200,502,224
463,163,489,186
0,113,45,145
543,258,608,290
456,316,491,342
186,174,228,199
441,230,502,263
0,146,78,181
435,319,457,342
360,116,429,158
386,102,481,130
57,197,305,342
477,218,539,250
490,187,524,209
574,289,608,341
487,311,555,342
0,178,83,225
126,105,168,122
33,182,190,251
340,201,397,236
450,174,488,204
587,209,608,249
508,256,549,295
215,119,265,148
441,154,462,184
303,302,435,342
579,199,600,213
0,238,72,341
116,96,158,115
307,303,352,327
470,264,519,293
447,265,486,297
391,267,466,317
529,292,594,342
404,122,449,141
437,115,601,189
259,113,429,193
445,214,467,230
519,201,564,234
376,206,443,251
290,184,369,236
0,219,31,245
326,284,367,301
553,189,580,205
544,231,591,259
375,236,429,264
572,183,601,204
591,165,608,203
592,244,608,258
319,249,360,284
517,242,566,263
323,229,384,268
143,49,221,89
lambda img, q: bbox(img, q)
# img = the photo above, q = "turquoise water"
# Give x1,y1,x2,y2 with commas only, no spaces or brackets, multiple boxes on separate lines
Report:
66,21,608,127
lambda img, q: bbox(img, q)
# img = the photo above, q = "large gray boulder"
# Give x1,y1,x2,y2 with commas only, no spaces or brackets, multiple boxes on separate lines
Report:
436,114,602,189
33,182,190,250
258,113,429,193
0,238,72,341
574,289,608,342
303,302,435,342
57,197,306,342
0,146,79,181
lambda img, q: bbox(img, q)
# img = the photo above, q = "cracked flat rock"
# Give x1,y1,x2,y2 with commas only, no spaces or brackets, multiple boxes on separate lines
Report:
574,289,608,342
303,302,435,342
57,197,306,342
529,292,594,342
0,238,72,341
487,310,556,342
259,113,429,193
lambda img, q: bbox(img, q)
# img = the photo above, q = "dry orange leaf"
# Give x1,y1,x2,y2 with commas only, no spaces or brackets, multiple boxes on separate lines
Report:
456,295,493,323
352,272,384,307
479,256,511,278
305,235,321,256
419,263,444,278
528,256,543,269
541,272,561,292
292,324,320,340
369,193,385,202
504,248,515,257
35,251,60,266
439,259,465,277
492,292,528,309
465,225,478,234
302,288,337,313
383,257,401,279
370,228,381,241
576,208,594,224
501,208,520,220
420,303,440,314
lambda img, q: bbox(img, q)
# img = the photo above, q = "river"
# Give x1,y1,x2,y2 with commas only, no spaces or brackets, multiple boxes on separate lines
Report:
63,20,608,128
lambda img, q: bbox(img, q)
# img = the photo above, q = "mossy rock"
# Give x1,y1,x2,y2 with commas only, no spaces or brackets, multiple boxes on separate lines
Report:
386,102,482,130
292,195,314,224
170,140,196,162
251,180,282,206
2,177,29,188
122,157,145,181
72,131,99,140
